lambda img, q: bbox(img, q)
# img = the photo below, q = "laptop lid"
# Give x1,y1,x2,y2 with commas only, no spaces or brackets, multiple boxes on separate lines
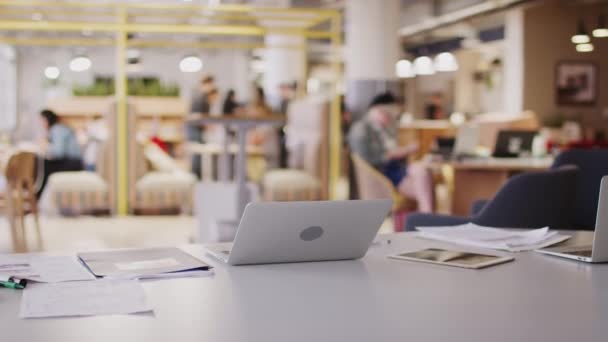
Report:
592,176,608,262
227,199,392,265
493,130,537,158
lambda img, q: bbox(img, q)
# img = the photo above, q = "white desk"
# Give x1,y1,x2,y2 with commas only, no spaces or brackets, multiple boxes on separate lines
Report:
2,232,607,341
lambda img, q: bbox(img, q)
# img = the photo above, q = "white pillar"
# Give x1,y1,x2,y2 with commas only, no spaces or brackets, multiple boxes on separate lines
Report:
503,8,525,115
345,0,401,81
344,0,401,117
262,34,304,108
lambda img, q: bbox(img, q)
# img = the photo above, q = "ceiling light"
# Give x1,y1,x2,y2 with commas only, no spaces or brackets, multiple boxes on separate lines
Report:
413,56,435,75
179,55,202,73
571,19,590,44
395,59,415,78
434,52,459,72
44,66,60,80
576,43,594,52
593,14,608,38
69,56,91,72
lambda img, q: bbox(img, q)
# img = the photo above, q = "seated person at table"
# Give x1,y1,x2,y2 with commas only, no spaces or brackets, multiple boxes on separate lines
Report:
38,109,83,197
348,93,435,213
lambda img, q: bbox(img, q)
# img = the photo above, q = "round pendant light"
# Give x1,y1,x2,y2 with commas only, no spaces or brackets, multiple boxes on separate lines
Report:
395,59,415,78
413,56,435,76
434,52,459,72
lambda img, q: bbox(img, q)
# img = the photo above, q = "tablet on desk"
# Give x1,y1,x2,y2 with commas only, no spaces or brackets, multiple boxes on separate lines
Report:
388,248,514,269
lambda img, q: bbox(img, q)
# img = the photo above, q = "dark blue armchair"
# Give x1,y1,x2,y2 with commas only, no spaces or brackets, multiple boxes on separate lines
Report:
405,166,579,231
470,149,608,230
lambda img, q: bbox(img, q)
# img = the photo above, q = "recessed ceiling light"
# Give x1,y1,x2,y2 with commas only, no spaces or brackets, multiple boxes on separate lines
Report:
179,55,202,72
44,66,60,80
69,56,92,72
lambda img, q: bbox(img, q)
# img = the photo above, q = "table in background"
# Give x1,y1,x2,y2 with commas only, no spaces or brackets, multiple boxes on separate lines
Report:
2,231,607,341
447,157,553,215
187,115,284,217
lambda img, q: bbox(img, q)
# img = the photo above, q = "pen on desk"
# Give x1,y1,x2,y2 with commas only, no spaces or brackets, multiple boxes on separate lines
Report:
0,279,25,290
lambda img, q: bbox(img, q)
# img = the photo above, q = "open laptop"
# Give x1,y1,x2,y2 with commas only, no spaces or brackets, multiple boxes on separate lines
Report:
493,130,537,158
205,199,392,266
536,176,608,263
431,124,479,160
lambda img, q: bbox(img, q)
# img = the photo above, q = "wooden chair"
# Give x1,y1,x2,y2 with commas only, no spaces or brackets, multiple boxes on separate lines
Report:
351,154,417,232
3,151,41,252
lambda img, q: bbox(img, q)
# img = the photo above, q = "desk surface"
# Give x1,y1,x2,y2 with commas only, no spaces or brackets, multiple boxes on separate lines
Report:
2,232,607,341
450,157,553,171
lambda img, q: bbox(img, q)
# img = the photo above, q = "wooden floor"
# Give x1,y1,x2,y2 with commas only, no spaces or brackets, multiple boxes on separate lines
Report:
0,215,197,253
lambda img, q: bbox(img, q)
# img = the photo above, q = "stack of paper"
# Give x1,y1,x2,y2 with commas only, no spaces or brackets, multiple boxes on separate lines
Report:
416,223,570,252
20,279,152,319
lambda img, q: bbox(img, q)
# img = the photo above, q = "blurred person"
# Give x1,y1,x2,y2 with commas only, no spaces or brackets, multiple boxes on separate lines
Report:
187,75,215,178
190,75,215,114
277,82,296,168
348,92,435,213
82,117,109,171
424,92,446,120
247,86,279,171
222,89,240,115
205,88,226,144
38,109,83,197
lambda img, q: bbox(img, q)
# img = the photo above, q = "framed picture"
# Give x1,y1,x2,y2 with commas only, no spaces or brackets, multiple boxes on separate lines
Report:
555,61,598,106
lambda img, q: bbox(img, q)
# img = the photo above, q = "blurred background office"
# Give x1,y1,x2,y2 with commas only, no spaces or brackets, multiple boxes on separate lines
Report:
0,0,607,253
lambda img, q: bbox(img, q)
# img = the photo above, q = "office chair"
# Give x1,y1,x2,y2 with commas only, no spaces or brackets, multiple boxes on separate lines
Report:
471,149,608,230
405,166,578,231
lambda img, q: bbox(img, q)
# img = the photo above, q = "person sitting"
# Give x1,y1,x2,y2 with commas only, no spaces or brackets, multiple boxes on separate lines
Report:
348,92,435,213
38,109,83,197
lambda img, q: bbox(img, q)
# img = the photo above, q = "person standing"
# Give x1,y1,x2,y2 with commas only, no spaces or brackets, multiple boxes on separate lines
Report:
38,109,83,197
222,89,240,116
187,75,216,178
348,92,435,213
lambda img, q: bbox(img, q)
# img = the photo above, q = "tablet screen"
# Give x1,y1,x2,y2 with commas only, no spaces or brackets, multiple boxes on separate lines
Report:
393,248,511,268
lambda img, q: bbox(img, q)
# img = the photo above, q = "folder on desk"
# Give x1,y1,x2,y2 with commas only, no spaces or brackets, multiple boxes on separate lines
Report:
78,247,211,278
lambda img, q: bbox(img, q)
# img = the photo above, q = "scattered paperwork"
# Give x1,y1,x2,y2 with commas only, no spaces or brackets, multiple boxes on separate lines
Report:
416,224,570,252
20,279,153,319
0,255,95,283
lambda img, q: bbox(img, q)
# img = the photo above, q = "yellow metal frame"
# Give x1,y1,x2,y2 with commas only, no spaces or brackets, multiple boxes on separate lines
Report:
0,0,343,214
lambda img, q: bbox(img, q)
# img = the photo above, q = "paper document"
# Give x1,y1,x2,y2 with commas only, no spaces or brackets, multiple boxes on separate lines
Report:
416,223,570,252
78,247,211,278
0,255,95,283
20,279,153,319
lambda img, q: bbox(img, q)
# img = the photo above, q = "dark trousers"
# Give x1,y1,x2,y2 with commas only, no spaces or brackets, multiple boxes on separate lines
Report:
37,158,84,198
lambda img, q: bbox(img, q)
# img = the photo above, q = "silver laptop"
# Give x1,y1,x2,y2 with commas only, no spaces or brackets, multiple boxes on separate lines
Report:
453,124,479,158
536,176,608,263
205,199,392,266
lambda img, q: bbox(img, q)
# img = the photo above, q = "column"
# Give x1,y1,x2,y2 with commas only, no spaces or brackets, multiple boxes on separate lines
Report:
503,7,525,115
345,0,401,119
262,34,305,108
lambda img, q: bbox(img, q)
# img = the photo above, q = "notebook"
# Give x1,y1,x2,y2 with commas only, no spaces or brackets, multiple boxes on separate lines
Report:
78,247,211,278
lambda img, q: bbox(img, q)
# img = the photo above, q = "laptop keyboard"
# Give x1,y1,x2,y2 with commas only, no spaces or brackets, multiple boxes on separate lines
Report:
566,249,592,258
